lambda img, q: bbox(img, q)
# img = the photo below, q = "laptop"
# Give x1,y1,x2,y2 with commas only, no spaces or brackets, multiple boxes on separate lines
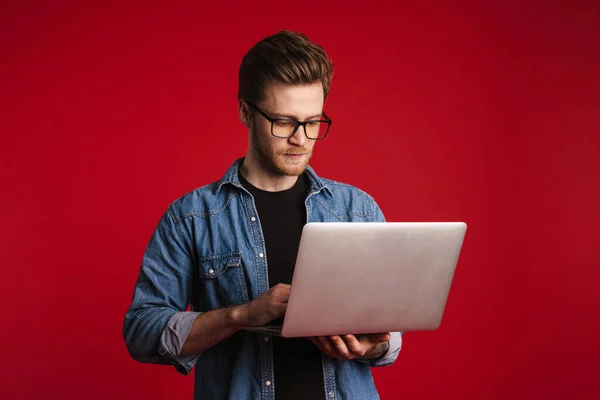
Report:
241,222,467,338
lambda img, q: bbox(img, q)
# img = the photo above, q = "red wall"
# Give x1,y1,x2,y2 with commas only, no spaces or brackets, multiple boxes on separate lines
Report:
2,2,599,399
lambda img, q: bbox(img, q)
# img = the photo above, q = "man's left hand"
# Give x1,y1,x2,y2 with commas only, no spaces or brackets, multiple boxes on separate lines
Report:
307,333,391,360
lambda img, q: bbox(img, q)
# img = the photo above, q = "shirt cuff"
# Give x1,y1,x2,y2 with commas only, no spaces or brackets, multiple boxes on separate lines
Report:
368,331,402,367
158,311,202,375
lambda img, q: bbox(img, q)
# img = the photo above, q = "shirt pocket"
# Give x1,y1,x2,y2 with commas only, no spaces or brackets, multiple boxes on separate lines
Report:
197,252,250,310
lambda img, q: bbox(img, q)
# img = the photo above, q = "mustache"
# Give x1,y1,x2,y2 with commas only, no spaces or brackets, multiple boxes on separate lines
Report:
279,148,311,155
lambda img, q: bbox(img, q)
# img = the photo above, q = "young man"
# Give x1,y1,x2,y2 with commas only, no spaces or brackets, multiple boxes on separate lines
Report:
123,30,402,400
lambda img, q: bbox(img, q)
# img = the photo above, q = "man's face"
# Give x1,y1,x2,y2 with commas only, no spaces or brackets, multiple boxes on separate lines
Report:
248,82,324,177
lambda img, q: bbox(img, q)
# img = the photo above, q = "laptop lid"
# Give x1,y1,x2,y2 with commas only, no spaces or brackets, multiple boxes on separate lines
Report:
281,222,467,338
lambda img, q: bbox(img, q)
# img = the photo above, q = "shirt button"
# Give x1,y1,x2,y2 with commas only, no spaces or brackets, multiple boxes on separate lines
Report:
259,253,264,258
265,380,271,386
264,336,269,342
208,269,215,275
251,217,256,222
329,391,335,398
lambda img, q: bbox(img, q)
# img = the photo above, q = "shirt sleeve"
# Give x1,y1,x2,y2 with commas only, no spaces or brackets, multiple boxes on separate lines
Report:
368,331,403,367
122,204,197,372
158,311,202,375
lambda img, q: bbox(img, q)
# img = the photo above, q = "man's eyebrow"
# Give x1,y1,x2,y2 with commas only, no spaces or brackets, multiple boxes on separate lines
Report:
270,112,324,120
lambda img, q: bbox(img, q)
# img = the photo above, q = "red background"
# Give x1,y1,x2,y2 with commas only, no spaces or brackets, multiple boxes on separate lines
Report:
1,2,599,399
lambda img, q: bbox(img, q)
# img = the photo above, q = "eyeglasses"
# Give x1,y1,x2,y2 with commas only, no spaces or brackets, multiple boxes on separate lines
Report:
246,102,332,140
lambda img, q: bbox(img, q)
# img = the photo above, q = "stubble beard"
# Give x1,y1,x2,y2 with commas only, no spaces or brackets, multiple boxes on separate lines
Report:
251,127,313,177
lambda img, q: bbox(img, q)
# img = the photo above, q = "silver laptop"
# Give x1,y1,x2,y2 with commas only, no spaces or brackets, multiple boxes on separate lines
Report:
241,222,467,338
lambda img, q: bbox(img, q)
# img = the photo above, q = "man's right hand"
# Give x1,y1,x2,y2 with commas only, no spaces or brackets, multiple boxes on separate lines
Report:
235,283,290,326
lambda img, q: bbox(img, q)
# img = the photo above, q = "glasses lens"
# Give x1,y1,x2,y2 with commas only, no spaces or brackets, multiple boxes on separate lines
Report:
305,121,329,139
272,119,297,138
271,119,330,139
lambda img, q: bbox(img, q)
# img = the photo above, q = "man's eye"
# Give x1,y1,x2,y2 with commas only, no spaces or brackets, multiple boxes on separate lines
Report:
275,120,293,127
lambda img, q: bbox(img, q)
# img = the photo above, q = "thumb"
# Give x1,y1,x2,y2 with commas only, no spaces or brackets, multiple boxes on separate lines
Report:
365,332,391,343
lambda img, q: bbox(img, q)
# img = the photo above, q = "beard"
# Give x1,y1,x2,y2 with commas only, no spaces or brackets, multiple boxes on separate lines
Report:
251,126,313,177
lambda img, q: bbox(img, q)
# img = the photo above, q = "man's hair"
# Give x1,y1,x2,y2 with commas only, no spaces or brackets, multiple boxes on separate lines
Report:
238,30,334,104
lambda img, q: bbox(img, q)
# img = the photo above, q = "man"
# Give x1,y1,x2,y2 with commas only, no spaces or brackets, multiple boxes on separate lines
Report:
123,30,402,400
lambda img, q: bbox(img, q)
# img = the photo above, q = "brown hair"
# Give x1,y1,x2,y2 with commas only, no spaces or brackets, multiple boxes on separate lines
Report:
238,30,334,104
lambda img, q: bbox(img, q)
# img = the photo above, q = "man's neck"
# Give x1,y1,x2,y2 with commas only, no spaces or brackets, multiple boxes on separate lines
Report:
240,155,299,192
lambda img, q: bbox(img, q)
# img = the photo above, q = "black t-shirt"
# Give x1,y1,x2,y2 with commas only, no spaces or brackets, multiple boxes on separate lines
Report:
239,172,325,400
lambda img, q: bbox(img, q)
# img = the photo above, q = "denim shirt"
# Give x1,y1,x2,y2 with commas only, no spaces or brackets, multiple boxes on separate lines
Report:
123,159,402,400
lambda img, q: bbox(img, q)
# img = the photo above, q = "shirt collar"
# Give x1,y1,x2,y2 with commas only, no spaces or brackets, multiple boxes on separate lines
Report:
216,158,332,197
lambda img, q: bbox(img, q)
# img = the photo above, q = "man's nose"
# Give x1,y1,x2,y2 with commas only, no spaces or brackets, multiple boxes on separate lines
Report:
288,125,307,147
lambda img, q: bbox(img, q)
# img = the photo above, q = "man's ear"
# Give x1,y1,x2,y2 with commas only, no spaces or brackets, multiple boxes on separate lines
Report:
239,100,251,127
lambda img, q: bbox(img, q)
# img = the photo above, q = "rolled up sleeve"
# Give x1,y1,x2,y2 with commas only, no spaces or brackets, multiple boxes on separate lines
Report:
122,204,196,369
158,311,202,375
368,331,402,367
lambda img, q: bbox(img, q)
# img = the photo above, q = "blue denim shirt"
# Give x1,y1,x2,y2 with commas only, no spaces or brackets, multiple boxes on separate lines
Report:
123,159,402,400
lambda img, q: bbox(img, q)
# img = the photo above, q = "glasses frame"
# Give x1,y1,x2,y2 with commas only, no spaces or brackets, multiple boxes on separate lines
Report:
246,101,332,140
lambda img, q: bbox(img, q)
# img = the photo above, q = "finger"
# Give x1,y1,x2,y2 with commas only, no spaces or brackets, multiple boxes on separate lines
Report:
268,294,288,308
361,332,391,344
316,336,338,359
377,332,392,342
343,334,366,356
275,287,290,302
328,335,354,360
276,283,291,289
312,338,335,358
307,337,322,351
274,283,291,293
274,303,287,317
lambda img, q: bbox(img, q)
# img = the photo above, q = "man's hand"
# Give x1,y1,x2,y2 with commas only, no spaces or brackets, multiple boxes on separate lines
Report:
308,332,391,360
234,283,290,326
